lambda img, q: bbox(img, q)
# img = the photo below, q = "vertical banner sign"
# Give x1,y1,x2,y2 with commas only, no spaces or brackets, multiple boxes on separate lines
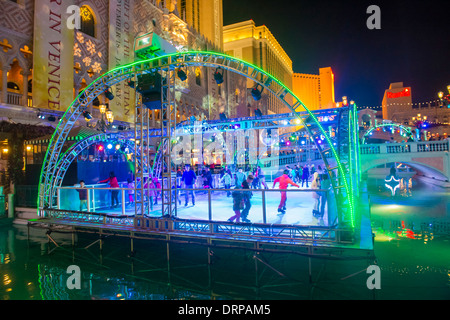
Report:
109,0,135,123
33,0,74,111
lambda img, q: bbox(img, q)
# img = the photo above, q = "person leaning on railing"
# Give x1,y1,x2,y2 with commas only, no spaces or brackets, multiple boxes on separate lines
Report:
98,171,120,209
75,180,88,212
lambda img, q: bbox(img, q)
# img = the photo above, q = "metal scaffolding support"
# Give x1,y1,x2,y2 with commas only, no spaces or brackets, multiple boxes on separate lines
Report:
134,72,151,218
37,51,359,230
160,62,177,218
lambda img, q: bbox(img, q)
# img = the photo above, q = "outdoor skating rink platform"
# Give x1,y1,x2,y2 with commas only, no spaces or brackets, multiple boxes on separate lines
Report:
32,187,374,253
142,188,330,226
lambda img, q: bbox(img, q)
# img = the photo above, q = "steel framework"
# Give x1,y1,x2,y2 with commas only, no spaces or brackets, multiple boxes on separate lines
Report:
38,51,360,229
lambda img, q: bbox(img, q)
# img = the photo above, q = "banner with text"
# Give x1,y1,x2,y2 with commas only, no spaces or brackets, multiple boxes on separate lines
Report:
108,0,135,123
32,0,74,111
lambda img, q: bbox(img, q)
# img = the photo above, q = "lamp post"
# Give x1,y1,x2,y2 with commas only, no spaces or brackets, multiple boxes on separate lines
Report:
438,86,450,108
95,104,114,132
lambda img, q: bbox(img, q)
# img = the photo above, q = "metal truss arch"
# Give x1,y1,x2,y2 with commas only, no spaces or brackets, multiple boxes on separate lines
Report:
38,51,357,228
49,132,137,206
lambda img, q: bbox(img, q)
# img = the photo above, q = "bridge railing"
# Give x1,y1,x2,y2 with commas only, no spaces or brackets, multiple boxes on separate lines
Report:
360,139,449,154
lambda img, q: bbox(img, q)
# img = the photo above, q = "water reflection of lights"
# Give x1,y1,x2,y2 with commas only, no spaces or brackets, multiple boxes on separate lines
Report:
3,274,12,285
385,176,400,196
371,204,407,216
397,221,415,239
0,253,11,264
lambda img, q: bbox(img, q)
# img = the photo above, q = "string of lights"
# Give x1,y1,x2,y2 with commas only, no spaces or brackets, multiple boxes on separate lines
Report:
357,98,442,110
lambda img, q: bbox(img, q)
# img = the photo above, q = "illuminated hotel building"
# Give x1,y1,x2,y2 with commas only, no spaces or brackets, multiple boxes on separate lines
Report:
381,82,450,138
0,0,248,182
0,0,245,125
292,67,336,111
223,20,293,115
175,0,224,50
382,82,413,121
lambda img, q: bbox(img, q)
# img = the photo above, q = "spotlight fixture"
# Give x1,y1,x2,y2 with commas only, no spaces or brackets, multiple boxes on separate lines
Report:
47,115,56,122
251,84,264,101
107,143,113,150
213,67,224,85
219,112,227,121
37,113,45,119
254,108,263,117
177,67,188,82
104,88,114,101
82,111,93,121
137,72,162,109
127,80,135,88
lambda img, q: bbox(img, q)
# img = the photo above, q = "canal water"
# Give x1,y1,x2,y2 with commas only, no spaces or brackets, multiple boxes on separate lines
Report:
0,178,449,300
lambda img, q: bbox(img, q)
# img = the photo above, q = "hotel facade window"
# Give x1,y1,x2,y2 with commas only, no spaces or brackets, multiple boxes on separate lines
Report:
80,6,96,38
195,68,202,86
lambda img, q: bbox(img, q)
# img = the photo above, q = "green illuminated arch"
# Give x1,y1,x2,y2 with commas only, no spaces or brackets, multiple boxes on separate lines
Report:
38,51,357,228
362,123,414,144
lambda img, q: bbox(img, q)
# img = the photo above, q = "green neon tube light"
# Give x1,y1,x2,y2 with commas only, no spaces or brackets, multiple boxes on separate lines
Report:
38,51,355,228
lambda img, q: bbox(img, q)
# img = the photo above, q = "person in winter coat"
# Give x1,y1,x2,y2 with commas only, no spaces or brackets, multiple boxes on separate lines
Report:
98,171,120,208
219,170,232,197
301,165,310,188
311,172,321,215
272,169,299,213
228,190,244,223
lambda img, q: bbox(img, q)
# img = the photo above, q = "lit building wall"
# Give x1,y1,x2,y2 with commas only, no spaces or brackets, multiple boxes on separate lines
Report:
381,82,450,136
382,82,413,120
164,0,223,50
292,67,335,111
0,0,235,124
223,20,293,115
319,67,336,109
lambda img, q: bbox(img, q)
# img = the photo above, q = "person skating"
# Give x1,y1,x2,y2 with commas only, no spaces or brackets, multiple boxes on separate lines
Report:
98,171,120,209
219,170,232,197
181,164,196,206
240,174,254,223
301,165,309,188
272,169,300,214
75,180,88,211
228,190,244,223
311,172,321,216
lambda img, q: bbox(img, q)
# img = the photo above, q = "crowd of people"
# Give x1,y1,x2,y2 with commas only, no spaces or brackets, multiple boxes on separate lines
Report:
75,163,330,223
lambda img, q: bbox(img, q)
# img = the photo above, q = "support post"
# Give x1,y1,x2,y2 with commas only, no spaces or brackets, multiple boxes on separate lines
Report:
87,188,91,212
262,189,266,224
208,189,212,221
121,189,126,214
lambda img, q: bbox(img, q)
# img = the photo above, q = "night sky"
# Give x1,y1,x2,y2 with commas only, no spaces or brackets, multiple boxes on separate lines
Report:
223,0,450,107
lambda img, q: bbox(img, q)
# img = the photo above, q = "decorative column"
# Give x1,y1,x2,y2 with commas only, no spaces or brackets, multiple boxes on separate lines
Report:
21,69,30,107
1,66,10,104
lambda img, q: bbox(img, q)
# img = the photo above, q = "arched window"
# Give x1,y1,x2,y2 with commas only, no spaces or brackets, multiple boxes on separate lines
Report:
80,6,95,37
7,82,20,91
195,67,201,86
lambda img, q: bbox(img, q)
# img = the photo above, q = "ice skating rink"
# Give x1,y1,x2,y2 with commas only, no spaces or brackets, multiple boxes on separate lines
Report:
60,186,331,227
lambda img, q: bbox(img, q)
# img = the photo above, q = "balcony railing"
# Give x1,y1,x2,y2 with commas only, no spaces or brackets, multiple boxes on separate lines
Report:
360,139,449,155
0,90,33,107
